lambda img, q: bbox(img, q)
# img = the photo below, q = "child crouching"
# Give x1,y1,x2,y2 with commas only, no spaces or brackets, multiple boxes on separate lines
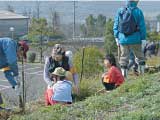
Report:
45,67,72,106
102,54,124,91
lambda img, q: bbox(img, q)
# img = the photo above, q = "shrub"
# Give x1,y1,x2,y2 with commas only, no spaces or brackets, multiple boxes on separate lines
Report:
28,52,36,63
73,46,104,77
73,74,102,102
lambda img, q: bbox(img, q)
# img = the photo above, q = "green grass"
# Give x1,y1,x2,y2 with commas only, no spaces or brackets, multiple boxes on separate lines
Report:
3,73,160,120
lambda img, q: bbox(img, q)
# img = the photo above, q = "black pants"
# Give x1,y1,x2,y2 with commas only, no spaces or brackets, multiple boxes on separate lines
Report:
102,82,116,91
0,93,3,105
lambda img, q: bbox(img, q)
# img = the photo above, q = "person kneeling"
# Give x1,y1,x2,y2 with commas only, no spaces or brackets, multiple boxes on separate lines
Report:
45,67,72,106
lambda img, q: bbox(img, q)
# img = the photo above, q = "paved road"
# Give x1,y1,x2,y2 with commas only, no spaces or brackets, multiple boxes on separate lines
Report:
0,63,47,106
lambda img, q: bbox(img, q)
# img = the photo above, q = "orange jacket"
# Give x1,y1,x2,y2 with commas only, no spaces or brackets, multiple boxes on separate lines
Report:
103,66,124,86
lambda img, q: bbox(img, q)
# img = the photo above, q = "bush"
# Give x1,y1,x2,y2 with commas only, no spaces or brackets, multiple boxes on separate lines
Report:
73,46,104,77
73,74,103,102
28,52,36,63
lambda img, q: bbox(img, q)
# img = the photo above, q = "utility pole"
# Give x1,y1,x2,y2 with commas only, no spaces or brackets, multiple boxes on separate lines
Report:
40,30,43,63
73,1,76,41
157,21,160,33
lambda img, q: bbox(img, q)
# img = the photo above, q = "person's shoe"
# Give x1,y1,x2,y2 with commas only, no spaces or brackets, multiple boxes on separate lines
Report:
0,106,5,110
0,106,11,112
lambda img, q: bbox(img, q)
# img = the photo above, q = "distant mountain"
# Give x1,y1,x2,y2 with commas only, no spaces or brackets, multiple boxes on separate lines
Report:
0,1,160,23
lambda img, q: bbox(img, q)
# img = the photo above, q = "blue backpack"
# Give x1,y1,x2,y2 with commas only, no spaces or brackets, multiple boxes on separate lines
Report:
118,7,139,36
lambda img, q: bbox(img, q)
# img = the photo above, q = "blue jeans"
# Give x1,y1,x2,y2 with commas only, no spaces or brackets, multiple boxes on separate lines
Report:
4,70,17,87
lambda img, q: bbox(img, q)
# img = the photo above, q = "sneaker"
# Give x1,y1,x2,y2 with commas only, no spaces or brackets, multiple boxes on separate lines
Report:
0,106,5,110
0,106,11,112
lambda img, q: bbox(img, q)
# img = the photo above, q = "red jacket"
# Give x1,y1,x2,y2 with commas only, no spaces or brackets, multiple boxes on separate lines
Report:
103,66,124,86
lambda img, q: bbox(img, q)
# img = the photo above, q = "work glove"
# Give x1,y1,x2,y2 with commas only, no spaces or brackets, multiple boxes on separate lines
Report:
0,67,10,72
141,40,147,47
48,81,54,88
115,38,120,47
141,40,147,54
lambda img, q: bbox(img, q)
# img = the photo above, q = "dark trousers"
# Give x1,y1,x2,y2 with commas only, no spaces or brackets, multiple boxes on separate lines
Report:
0,93,3,105
102,82,116,91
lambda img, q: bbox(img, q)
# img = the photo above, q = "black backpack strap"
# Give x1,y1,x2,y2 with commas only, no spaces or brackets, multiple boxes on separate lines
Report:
48,56,55,73
49,56,53,65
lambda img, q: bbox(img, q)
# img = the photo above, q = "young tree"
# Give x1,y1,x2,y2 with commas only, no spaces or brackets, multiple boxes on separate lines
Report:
80,24,87,37
49,8,60,33
74,46,103,77
96,14,106,36
81,14,106,37
86,14,96,37
157,14,160,22
104,18,117,54
28,18,49,63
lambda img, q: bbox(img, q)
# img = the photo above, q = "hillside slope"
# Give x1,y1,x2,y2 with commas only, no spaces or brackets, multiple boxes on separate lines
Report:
7,73,160,120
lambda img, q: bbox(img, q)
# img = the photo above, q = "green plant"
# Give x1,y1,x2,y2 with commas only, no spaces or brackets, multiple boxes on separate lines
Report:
73,46,104,77
104,18,117,54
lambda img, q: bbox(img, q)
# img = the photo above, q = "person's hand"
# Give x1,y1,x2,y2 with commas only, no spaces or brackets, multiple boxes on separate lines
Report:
141,40,147,47
115,38,120,47
48,81,54,88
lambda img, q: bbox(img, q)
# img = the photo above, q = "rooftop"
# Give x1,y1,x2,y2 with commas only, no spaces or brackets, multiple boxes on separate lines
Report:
0,10,29,19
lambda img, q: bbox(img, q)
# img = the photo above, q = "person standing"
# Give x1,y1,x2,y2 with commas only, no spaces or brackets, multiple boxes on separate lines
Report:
113,0,146,77
0,37,22,109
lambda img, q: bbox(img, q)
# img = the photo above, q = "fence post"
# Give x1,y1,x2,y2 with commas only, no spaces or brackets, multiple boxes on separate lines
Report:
80,47,85,83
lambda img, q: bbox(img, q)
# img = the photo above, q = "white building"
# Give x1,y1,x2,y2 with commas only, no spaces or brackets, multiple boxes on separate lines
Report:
0,10,29,39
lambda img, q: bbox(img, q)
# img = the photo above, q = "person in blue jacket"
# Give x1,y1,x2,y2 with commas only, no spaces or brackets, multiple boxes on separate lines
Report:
113,0,146,77
0,37,19,88
0,37,22,109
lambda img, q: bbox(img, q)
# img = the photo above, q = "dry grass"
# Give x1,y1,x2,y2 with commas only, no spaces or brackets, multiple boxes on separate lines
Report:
146,56,160,67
